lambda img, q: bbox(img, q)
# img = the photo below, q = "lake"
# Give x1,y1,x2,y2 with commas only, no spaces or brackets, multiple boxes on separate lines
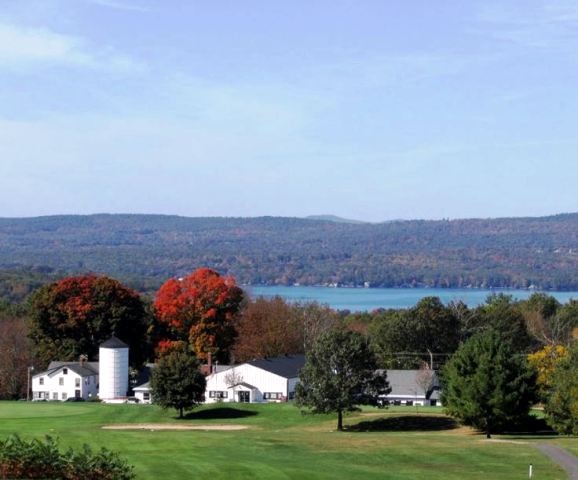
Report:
245,286,578,311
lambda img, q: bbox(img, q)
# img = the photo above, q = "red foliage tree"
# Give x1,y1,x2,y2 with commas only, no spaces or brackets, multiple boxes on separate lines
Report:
154,268,244,362
29,275,150,367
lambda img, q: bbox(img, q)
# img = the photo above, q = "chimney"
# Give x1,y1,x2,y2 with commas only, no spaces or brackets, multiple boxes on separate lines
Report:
207,352,212,374
79,354,88,366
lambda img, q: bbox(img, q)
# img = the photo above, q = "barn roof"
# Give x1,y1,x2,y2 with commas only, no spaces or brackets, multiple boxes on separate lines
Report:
246,354,305,379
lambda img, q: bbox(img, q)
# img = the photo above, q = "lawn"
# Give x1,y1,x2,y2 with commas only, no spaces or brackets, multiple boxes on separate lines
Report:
0,401,568,479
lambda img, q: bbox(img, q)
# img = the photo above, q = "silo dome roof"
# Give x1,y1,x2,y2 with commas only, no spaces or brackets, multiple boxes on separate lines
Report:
100,335,128,349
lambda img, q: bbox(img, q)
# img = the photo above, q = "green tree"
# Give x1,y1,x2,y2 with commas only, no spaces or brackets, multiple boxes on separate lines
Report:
295,329,389,431
150,345,206,418
370,297,461,368
468,294,534,352
544,344,578,434
442,330,537,438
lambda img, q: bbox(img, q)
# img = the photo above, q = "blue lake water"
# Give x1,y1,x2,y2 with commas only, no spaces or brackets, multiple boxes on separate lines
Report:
245,286,578,312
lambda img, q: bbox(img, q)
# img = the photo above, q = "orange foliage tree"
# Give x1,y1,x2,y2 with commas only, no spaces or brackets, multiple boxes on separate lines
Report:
154,268,244,362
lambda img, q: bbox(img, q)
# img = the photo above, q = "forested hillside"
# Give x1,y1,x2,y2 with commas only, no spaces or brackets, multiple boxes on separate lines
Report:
1,213,578,300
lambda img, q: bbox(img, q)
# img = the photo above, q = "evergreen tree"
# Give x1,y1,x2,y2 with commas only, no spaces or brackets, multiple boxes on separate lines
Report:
295,329,389,431
442,330,536,438
150,345,206,418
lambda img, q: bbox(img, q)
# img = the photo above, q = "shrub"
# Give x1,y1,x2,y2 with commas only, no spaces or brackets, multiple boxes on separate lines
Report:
0,435,135,480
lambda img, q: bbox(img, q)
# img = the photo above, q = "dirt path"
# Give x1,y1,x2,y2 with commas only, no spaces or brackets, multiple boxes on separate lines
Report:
536,444,578,479
102,423,249,431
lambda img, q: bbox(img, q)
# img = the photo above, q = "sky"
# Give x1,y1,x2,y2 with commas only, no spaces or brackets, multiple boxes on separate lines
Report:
0,0,577,222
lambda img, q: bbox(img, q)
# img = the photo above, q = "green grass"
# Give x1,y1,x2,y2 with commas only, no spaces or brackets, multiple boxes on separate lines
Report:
0,402,569,479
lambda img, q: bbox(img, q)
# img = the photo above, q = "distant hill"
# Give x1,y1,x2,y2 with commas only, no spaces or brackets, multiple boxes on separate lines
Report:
305,215,367,224
1,213,578,299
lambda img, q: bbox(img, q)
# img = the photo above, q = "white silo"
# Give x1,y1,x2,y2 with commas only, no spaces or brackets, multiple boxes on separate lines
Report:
99,336,129,401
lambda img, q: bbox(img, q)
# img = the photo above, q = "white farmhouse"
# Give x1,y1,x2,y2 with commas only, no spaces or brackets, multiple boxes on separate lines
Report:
32,360,99,401
204,355,304,403
31,335,130,402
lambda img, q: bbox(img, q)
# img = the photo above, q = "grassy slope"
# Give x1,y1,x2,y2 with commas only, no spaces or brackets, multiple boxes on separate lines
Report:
0,402,567,480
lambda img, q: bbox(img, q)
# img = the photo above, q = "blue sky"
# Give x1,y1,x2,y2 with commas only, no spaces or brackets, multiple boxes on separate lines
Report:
0,0,577,221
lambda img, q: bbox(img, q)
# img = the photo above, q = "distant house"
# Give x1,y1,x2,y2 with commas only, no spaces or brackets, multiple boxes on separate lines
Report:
32,360,99,401
204,355,305,403
131,363,155,404
379,369,442,407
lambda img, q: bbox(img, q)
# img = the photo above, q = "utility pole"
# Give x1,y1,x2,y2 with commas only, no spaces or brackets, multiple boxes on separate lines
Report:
27,366,34,401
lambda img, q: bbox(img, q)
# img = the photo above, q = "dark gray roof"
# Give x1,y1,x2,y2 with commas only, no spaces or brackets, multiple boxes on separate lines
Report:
100,336,128,349
381,370,440,398
36,361,99,378
132,363,155,390
246,354,305,379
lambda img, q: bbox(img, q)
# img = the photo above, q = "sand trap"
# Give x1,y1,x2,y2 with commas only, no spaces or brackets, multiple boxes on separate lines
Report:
481,438,528,445
102,423,248,431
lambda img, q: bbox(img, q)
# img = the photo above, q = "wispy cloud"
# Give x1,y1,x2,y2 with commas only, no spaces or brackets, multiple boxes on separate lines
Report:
85,0,150,13
0,22,143,71
475,1,578,49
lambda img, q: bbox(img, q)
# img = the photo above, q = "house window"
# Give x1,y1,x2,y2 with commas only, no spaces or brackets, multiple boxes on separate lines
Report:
39,377,44,385
143,393,150,401
63,368,68,375
53,392,58,400
61,392,67,400
59,378,64,386
209,391,227,399
75,378,80,387
263,392,283,400
288,391,295,400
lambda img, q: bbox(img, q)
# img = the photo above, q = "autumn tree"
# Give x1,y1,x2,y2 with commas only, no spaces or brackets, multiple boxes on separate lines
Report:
28,275,150,367
233,296,302,362
154,268,244,362
150,345,206,418
544,344,578,434
233,298,340,362
0,313,34,399
295,329,390,431
527,345,568,400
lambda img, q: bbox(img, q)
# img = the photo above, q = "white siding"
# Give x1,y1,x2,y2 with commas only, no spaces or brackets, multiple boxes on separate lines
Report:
99,346,129,400
32,368,98,401
205,364,298,403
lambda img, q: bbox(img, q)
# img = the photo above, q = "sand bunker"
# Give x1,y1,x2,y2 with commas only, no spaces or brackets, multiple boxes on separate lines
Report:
102,423,248,431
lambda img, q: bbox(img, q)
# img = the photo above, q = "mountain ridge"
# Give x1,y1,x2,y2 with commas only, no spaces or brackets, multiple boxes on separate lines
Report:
1,212,577,294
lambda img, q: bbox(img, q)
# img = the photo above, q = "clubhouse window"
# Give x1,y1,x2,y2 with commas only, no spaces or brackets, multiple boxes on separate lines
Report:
209,391,227,399
263,392,282,400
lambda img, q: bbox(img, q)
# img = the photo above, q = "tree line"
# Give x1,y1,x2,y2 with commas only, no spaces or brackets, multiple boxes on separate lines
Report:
4,268,578,436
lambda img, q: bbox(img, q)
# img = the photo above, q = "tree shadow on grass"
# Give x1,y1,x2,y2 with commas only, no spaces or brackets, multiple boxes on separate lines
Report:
501,416,556,436
347,415,458,432
183,407,258,420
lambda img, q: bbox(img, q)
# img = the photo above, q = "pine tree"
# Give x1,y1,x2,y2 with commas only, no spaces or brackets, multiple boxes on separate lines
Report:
442,330,536,438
